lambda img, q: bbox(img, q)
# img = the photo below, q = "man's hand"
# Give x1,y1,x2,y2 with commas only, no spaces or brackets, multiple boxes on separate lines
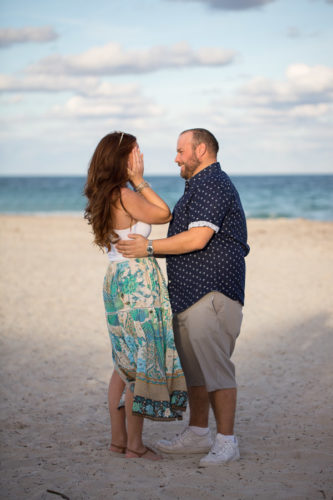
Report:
116,234,148,258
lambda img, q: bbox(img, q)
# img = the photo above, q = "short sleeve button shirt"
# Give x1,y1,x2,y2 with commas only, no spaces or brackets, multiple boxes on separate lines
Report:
166,162,250,314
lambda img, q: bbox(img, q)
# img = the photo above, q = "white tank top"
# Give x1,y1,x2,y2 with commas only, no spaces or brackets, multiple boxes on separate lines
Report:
106,221,151,262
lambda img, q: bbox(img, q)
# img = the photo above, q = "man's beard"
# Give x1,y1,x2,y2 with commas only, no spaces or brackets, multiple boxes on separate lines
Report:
179,152,200,179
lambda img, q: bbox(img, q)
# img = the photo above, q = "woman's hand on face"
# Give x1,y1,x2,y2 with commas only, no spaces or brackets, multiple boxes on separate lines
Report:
128,145,144,186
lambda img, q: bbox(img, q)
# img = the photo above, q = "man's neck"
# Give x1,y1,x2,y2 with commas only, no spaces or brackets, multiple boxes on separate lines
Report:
191,158,217,178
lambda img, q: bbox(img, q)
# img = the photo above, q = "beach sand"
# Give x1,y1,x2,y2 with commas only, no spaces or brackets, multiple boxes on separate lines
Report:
0,215,332,500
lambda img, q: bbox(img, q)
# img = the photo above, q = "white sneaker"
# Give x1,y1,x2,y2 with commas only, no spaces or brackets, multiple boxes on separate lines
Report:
199,434,240,466
155,427,213,454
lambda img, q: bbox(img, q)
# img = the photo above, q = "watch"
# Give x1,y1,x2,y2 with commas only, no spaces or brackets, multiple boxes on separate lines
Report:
147,240,154,256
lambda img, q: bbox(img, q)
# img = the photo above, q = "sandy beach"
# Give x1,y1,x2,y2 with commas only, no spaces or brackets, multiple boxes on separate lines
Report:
0,215,332,500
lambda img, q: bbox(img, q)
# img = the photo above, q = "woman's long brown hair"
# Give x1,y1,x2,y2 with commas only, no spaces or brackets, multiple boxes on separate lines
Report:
84,131,136,251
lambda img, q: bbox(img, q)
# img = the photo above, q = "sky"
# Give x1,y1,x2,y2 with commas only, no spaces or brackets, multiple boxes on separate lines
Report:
0,0,332,176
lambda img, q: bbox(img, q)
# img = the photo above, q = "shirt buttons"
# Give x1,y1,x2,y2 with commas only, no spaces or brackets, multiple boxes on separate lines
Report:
167,162,248,313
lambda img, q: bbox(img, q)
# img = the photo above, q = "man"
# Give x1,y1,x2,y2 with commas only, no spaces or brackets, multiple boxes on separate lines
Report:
117,128,250,466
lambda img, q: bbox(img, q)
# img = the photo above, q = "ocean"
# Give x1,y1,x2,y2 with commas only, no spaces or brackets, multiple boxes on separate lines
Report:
0,174,332,220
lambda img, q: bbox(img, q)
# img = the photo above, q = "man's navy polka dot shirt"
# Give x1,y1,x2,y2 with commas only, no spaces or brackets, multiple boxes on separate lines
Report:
166,162,250,314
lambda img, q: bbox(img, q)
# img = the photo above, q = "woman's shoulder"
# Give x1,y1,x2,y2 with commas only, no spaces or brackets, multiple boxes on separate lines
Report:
118,186,143,218
120,185,138,200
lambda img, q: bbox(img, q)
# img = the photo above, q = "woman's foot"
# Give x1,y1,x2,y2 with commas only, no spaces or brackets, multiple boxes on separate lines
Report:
110,442,126,454
126,446,162,461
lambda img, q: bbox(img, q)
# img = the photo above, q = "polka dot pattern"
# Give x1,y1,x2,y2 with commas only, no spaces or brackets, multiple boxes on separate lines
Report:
166,163,250,314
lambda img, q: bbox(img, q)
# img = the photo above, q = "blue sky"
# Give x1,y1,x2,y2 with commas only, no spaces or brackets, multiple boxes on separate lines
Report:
0,0,332,175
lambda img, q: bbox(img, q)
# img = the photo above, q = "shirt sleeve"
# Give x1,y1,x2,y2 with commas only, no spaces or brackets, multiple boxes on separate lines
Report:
188,180,232,233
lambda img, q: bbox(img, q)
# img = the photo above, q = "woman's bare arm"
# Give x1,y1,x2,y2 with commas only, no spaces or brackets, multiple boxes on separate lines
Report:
120,187,172,224
120,146,171,224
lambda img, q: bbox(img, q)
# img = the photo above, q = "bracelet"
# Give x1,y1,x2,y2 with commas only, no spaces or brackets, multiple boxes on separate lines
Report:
134,180,151,193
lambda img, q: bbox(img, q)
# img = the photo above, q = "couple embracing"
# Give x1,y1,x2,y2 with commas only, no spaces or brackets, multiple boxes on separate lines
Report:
84,128,250,466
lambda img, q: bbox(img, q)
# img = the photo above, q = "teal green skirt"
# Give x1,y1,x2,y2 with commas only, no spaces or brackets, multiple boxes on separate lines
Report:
103,257,187,421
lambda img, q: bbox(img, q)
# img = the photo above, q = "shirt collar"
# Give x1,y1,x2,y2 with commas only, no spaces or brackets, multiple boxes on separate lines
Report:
185,162,221,191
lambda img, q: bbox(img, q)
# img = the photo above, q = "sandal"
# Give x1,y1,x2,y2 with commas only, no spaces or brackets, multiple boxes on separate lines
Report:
126,446,162,460
110,442,126,454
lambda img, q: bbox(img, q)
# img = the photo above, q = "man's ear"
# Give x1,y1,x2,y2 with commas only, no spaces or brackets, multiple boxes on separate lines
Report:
196,142,207,159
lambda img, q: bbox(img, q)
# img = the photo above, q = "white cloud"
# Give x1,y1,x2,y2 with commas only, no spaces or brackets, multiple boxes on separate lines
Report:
51,95,163,120
286,26,319,38
0,71,161,123
200,63,333,141
7,94,24,104
288,103,329,118
0,26,58,48
287,26,301,38
0,74,96,93
0,74,139,97
237,64,333,111
27,41,236,76
0,54,165,123
165,0,275,10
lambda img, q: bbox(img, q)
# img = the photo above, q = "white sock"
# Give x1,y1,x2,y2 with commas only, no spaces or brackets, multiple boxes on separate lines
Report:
217,433,236,442
189,426,209,436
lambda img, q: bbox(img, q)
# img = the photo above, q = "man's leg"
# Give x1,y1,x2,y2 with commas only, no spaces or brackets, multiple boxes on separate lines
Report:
189,293,242,466
154,311,213,454
155,385,212,453
188,386,210,428
200,386,240,466
209,388,237,435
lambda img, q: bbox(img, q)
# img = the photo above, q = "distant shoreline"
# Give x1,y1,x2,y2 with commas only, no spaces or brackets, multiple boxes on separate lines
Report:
1,213,332,223
1,173,333,178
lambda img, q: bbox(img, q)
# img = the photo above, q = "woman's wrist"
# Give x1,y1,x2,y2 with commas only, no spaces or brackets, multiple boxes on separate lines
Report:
130,176,144,187
134,180,151,193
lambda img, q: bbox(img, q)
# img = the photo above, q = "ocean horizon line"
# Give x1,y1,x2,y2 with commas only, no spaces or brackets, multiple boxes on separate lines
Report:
0,172,332,178
1,213,332,222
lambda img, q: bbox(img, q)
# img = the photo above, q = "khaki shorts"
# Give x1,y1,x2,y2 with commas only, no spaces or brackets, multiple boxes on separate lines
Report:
173,292,243,392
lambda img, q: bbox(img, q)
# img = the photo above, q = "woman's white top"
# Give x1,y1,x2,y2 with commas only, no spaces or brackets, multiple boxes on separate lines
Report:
106,221,151,262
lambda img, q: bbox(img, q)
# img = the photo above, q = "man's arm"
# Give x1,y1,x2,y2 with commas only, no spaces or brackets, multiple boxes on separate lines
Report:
115,227,215,258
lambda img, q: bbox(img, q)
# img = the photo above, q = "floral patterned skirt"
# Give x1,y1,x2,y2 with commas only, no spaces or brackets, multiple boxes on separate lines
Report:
103,257,187,421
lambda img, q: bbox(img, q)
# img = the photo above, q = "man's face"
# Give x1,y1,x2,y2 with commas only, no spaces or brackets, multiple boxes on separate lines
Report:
175,132,200,179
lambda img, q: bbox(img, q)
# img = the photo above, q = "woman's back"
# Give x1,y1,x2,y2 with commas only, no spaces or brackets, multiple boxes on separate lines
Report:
107,221,151,262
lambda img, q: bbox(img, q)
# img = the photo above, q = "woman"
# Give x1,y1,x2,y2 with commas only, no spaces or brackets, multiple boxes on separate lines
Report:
84,132,187,461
